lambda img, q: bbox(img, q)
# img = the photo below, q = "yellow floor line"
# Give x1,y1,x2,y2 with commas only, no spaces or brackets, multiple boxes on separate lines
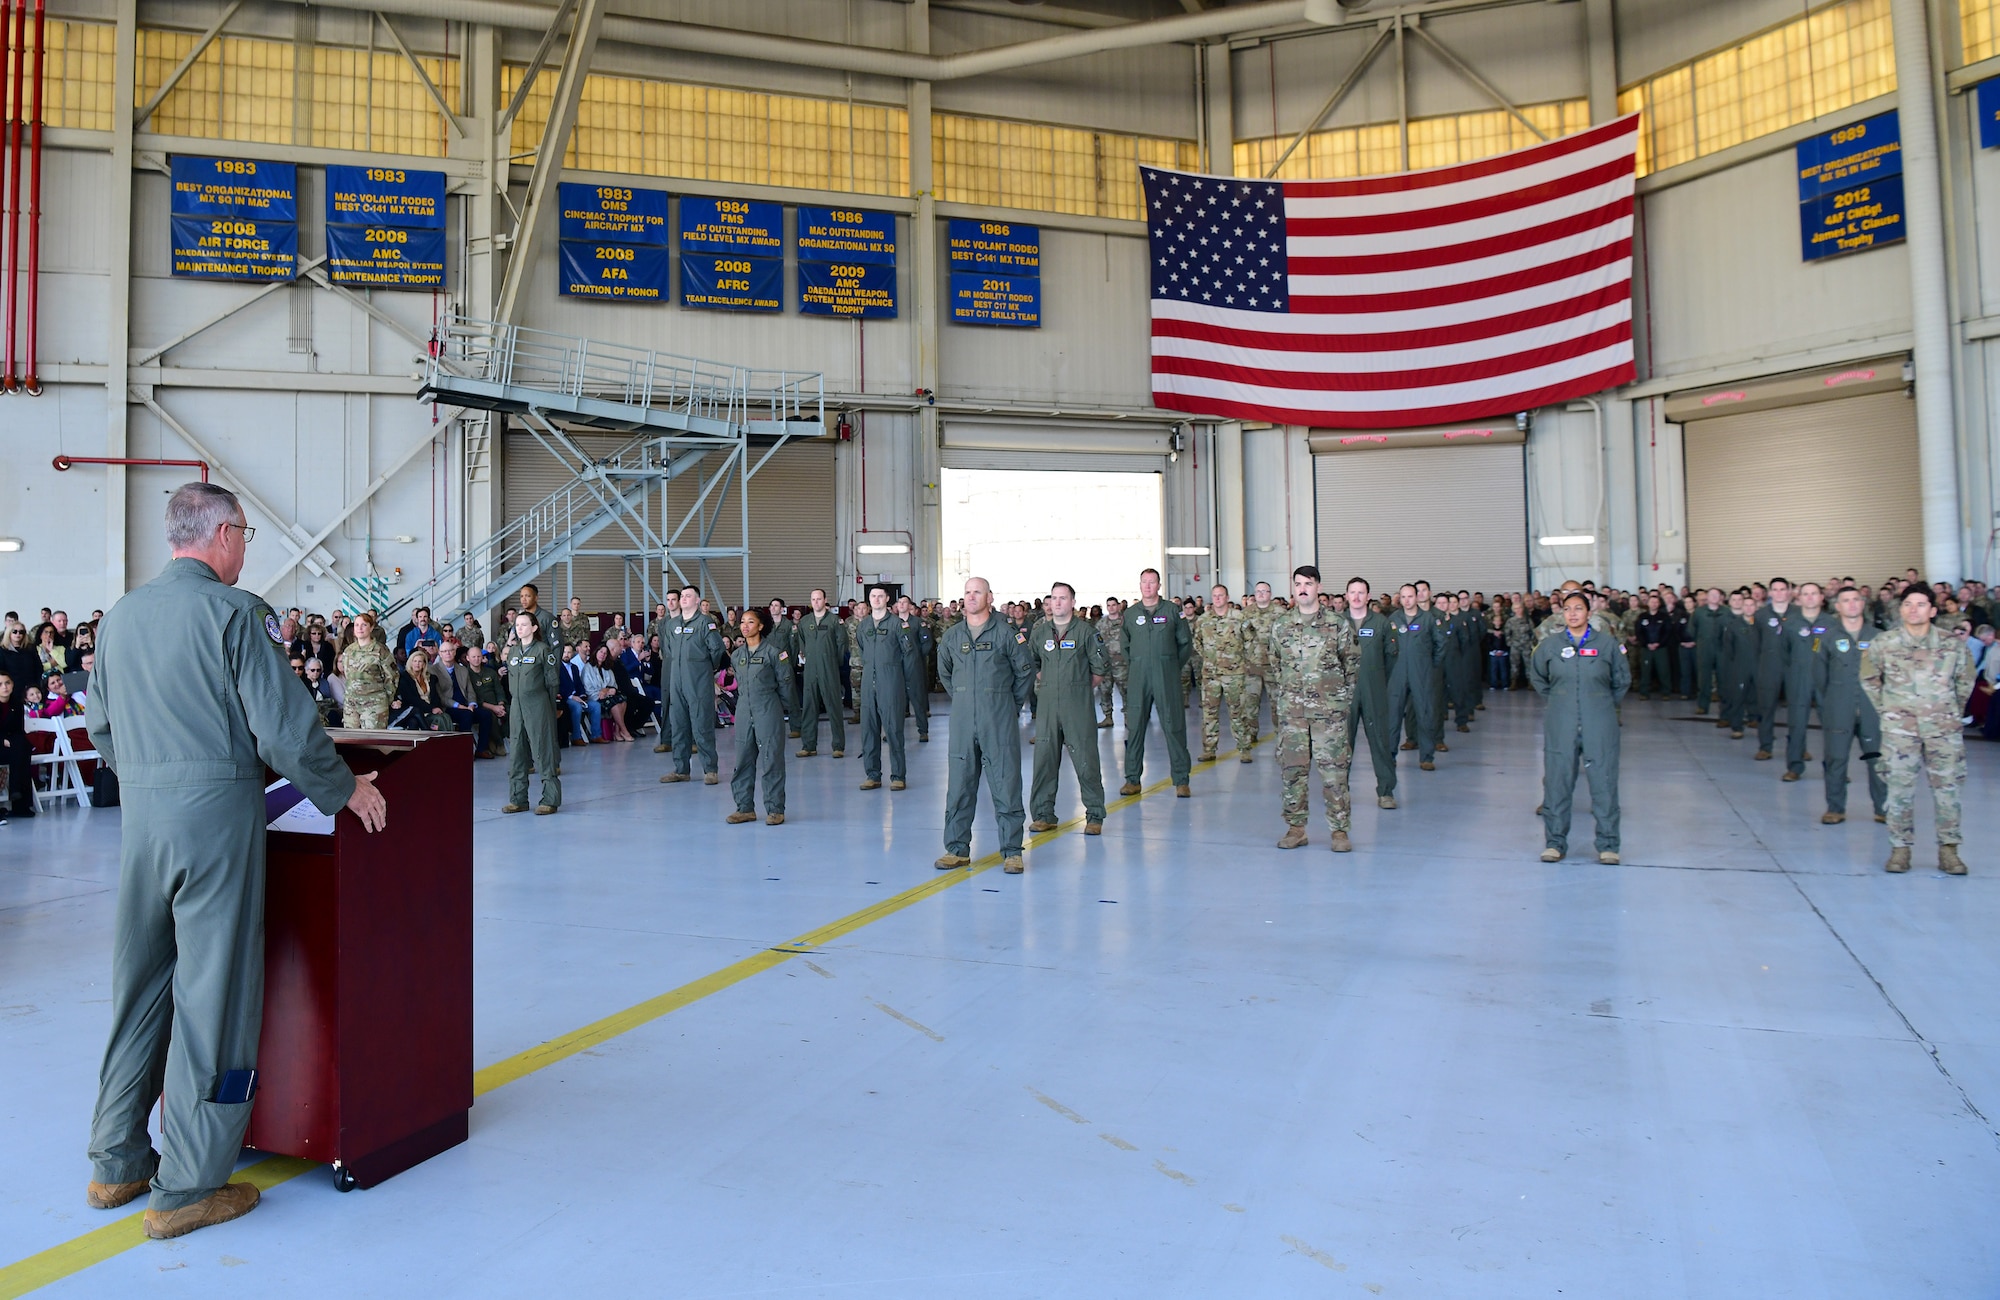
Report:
0,735,1257,1299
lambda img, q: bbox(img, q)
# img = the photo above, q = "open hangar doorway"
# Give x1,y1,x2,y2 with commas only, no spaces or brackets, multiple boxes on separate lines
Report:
938,424,1170,607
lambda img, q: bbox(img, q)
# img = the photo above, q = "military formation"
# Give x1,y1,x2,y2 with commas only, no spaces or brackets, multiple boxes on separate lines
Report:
146,560,1987,879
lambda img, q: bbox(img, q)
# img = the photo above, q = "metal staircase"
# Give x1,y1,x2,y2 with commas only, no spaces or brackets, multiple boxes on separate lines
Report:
385,315,824,623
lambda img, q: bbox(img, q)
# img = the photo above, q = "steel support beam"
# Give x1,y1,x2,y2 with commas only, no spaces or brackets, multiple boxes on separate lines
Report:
133,0,245,129
497,0,577,133
1405,21,1547,142
375,14,464,137
909,0,941,600
133,255,329,365
104,0,138,595
494,0,606,324
1263,24,1390,177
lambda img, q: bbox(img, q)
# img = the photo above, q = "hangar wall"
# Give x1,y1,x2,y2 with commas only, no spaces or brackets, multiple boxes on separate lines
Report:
5,0,1998,619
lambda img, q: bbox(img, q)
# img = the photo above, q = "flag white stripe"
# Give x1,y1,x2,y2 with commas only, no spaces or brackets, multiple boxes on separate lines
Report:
1282,174,1633,258
1275,126,1639,219
1286,216,1633,296
1151,342,1633,413
1151,301,1633,375
1151,260,1629,335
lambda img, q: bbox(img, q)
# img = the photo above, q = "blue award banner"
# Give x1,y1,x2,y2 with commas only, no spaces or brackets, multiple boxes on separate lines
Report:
560,241,670,300
326,165,445,228
679,197,783,256
326,224,447,289
798,261,896,318
797,207,896,264
1800,172,1904,262
680,253,782,312
1979,79,2000,150
559,182,670,245
950,270,1040,327
1795,112,1900,201
947,218,1040,272
170,156,297,220
170,215,298,281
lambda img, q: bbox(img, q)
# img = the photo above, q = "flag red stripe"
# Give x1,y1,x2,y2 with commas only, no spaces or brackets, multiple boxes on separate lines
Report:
1149,280,1632,353
1152,323,1632,393
1286,197,1632,275
1151,363,1639,430
1286,240,1628,314
1279,115,1639,199
1284,157,1635,238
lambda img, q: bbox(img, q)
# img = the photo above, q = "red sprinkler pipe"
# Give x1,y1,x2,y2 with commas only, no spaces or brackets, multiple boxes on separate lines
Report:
21,0,40,394
2,0,23,392
54,455,212,482
0,0,14,392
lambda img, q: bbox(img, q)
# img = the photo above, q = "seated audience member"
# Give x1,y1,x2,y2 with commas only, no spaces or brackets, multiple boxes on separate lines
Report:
0,673,33,821
302,623,338,676
0,623,39,698
562,643,600,746
35,624,66,677
588,644,630,741
62,651,93,702
430,642,491,754
33,674,73,719
302,657,343,727
394,647,454,731
609,635,653,733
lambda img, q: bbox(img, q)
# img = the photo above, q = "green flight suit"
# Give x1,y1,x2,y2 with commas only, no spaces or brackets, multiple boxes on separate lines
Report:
731,638,796,815
794,609,846,754
938,614,1037,859
1812,619,1887,817
896,614,932,741
1387,608,1442,762
1530,625,1630,856
1345,608,1400,798
1121,597,1194,786
1027,615,1109,824
1440,611,1476,726
86,557,357,1212
505,640,562,809
1689,602,1726,712
665,613,726,776
1783,608,1831,775
1752,602,1803,751
853,612,910,783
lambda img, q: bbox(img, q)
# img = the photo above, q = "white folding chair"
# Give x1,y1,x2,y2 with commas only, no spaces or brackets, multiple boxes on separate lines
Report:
27,716,93,810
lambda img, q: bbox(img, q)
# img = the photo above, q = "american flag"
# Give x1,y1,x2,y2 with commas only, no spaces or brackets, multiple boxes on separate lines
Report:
1143,114,1639,430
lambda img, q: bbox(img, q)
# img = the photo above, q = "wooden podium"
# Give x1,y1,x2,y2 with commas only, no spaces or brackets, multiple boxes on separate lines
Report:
248,730,474,1191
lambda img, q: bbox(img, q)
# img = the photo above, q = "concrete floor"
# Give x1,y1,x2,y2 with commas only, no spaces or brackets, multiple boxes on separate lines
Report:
2,693,1997,1298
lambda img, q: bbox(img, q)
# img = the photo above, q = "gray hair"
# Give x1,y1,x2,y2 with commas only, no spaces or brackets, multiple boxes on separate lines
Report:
164,482,242,548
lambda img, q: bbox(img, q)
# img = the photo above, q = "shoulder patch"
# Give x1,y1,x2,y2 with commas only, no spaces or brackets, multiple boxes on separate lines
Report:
263,612,286,644
778,651,789,661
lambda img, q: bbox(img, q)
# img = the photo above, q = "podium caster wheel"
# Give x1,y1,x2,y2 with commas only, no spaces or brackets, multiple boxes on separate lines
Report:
332,1166,357,1193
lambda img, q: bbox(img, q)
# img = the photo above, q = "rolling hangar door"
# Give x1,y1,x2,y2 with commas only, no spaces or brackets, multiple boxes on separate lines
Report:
1671,359,1921,590
1309,424,1529,595
502,425,837,611
939,423,1168,605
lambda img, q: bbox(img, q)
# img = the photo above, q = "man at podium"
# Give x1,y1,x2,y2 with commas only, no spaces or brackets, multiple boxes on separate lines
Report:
83,482,390,1241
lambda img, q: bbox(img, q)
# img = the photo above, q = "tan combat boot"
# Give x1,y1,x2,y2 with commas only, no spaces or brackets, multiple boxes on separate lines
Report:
703,772,719,785
765,813,785,826
1540,846,1563,862
1939,844,1968,875
1329,831,1352,853
725,811,757,824
1028,820,1059,832
1820,811,1845,824
1175,784,1191,798
143,1183,259,1240
659,772,691,784
1377,794,1396,809
1885,847,1912,873
934,854,971,869
1119,781,1142,796
1198,750,1217,763
1084,821,1102,836
1002,856,1025,874
1276,825,1307,849
86,1178,149,1209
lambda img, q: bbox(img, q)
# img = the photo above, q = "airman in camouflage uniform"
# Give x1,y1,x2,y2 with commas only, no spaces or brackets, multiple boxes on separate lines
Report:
1095,597,1127,727
1860,585,1978,874
337,615,396,729
1503,605,1535,689
1269,566,1362,852
1190,585,1256,763
1239,582,1279,741
560,599,592,655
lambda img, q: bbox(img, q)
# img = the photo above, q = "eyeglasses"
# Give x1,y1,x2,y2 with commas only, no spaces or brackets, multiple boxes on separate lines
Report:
226,523,256,542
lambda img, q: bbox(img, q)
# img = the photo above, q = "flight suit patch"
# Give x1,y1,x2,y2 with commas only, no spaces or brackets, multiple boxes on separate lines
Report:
1560,647,1576,658
263,613,285,643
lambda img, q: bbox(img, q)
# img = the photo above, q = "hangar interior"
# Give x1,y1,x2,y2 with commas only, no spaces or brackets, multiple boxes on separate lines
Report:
3,0,1998,1295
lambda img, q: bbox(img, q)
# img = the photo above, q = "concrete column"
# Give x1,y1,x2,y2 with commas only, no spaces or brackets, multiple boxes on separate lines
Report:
1890,0,1964,580
908,0,942,599
103,0,137,593
1201,42,1232,175
1604,396,1638,590
458,24,504,625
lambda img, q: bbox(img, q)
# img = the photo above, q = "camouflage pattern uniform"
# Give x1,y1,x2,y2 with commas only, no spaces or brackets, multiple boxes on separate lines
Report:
1239,600,1278,739
338,636,397,729
1269,600,1362,836
846,615,864,723
560,610,592,655
1503,610,1534,688
1860,625,1977,849
1535,609,1620,646
1095,610,1127,725
1190,604,1255,759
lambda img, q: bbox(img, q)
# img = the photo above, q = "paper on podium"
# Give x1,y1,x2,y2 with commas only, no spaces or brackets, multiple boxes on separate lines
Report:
265,778,336,834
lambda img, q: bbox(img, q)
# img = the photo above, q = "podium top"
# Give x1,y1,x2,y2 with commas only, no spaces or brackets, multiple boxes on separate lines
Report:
326,728,431,752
